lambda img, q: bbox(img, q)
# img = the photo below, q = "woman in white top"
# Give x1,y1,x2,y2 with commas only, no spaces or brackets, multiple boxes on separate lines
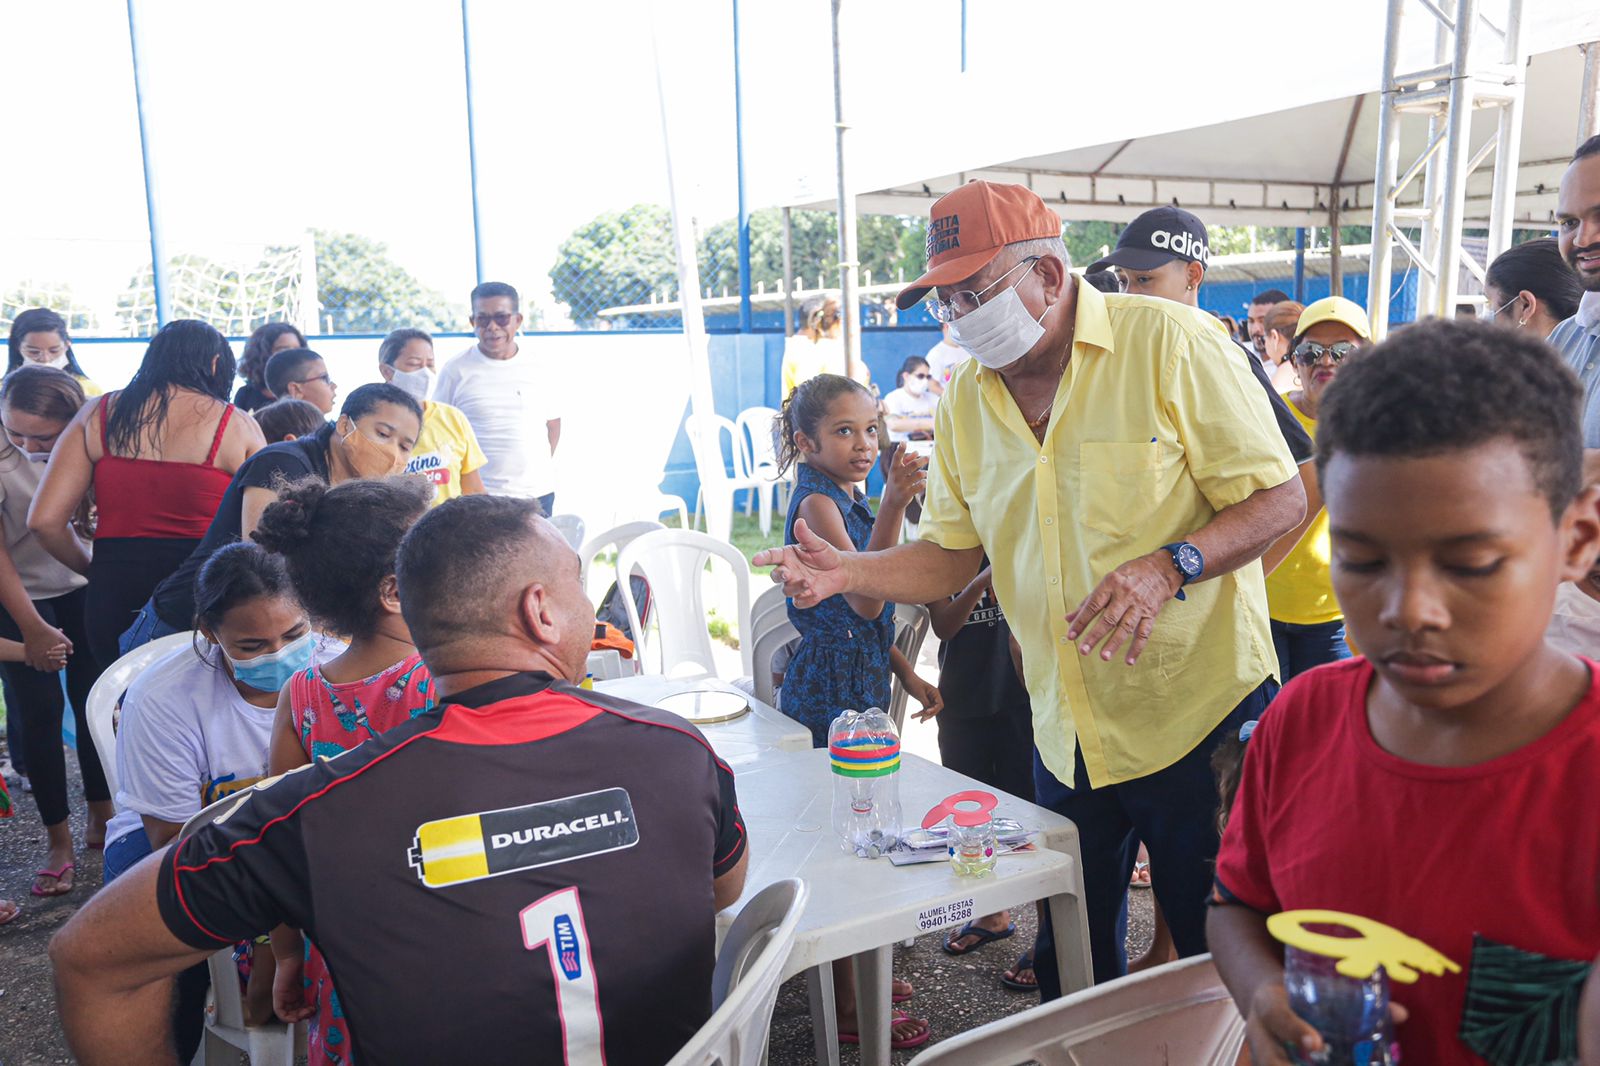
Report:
881,356,938,443
102,542,314,881
0,367,100,898
101,542,314,1052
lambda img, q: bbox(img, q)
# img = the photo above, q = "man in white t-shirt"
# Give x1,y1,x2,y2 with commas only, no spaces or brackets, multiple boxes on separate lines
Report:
923,323,967,395
434,282,563,513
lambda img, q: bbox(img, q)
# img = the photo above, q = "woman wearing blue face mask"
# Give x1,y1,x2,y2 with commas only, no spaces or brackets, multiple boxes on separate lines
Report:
103,543,314,883
100,542,312,1058
0,366,100,899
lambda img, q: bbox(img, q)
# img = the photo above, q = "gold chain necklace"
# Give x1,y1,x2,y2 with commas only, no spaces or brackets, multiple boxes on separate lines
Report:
1023,346,1071,431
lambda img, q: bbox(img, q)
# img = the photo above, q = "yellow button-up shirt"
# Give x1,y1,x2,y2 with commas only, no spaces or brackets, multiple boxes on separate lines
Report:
920,282,1297,787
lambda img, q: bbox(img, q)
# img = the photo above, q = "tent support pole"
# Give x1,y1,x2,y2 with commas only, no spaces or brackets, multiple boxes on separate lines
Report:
1293,228,1307,303
1485,2,1525,265
782,207,795,337
733,0,753,333
1582,42,1600,142
1432,0,1480,320
1329,195,1343,297
1368,0,1406,338
460,0,486,286
126,0,170,330
831,0,861,380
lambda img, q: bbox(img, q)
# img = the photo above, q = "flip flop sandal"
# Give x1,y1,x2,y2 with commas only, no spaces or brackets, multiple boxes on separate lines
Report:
839,1011,932,1050
1130,860,1152,888
0,900,20,926
31,862,74,898
1001,951,1038,992
892,980,914,1004
941,920,1017,956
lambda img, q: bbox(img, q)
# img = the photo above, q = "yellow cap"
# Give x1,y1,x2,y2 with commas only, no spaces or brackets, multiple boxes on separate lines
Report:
1295,296,1371,341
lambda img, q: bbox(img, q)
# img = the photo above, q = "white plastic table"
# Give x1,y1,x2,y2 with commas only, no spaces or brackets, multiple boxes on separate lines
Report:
720,748,1092,1066
593,675,812,765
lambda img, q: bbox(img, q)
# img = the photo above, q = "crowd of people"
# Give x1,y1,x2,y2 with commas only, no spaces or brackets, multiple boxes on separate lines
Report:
0,130,1594,1063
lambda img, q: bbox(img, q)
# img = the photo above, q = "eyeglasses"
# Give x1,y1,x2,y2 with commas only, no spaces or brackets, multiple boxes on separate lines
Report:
925,256,1040,323
911,372,931,380
472,311,517,328
1481,294,1520,322
295,373,333,388
1292,341,1360,366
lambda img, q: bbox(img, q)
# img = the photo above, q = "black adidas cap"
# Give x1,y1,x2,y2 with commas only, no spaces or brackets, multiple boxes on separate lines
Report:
1088,206,1210,273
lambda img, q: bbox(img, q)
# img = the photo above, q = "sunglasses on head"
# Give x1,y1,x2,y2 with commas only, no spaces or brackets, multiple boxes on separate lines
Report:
1292,340,1360,366
472,311,517,328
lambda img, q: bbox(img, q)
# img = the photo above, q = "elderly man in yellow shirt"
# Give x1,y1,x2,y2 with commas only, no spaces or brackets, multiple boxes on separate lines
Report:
756,182,1305,995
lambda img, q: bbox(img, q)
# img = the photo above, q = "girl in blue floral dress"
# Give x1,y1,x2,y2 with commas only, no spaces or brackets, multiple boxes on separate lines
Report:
774,373,943,1049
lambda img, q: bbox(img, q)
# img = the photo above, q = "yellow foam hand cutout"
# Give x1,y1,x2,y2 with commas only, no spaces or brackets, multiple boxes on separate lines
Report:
1266,910,1462,984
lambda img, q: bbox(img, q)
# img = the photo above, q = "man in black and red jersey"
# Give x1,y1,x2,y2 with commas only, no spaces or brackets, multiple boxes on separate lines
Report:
51,495,748,1065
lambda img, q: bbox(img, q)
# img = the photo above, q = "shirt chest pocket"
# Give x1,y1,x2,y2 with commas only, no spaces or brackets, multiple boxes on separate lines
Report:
1078,441,1161,538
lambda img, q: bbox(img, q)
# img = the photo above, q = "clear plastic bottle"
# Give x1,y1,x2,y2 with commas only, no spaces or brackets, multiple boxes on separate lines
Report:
1283,946,1398,1065
829,707,902,858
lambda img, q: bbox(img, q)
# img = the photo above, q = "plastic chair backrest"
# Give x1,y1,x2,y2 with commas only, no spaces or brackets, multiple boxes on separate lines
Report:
748,585,787,640
750,616,800,707
886,603,932,732
734,406,784,479
666,878,808,1066
86,631,197,800
579,520,667,592
907,955,1244,1066
178,791,299,1065
615,528,753,679
548,513,586,551
686,414,756,488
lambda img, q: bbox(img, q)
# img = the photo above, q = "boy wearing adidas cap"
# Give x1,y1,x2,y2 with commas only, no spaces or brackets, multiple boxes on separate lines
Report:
756,181,1305,993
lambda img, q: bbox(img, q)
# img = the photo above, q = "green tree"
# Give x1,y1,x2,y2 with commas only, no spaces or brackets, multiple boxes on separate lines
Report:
697,208,928,294
549,204,679,326
310,230,463,334
115,255,244,336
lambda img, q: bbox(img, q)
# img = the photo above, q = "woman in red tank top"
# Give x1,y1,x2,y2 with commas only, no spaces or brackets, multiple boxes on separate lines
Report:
29,320,266,668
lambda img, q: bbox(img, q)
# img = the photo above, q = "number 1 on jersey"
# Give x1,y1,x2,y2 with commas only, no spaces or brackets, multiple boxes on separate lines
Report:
520,887,605,1066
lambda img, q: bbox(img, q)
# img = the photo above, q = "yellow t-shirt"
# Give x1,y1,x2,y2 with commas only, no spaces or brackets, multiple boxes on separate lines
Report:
76,375,104,398
780,335,871,399
405,401,486,506
1264,398,1341,626
920,283,1297,787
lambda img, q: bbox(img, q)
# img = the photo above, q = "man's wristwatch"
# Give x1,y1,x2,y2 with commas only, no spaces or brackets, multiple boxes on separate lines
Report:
1160,542,1204,601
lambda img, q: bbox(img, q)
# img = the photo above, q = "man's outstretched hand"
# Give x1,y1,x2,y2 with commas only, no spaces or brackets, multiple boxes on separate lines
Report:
752,518,851,608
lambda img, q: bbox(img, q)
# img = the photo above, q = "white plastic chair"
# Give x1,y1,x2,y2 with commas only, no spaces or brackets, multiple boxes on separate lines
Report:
750,616,800,708
886,603,933,733
666,878,808,1066
687,413,766,542
907,955,1245,1066
179,792,300,1066
735,405,789,529
86,631,196,800
548,513,586,551
749,584,787,638
615,528,753,680
578,519,666,594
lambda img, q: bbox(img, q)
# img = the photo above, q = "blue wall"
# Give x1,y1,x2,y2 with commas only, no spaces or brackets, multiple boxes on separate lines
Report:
660,327,943,513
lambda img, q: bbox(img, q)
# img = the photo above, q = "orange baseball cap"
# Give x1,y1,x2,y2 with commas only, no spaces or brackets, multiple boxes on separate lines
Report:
895,181,1063,311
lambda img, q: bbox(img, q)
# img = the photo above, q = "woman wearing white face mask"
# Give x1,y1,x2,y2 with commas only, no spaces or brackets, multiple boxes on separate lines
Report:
0,367,102,898
7,308,103,397
881,356,939,442
378,328,486,506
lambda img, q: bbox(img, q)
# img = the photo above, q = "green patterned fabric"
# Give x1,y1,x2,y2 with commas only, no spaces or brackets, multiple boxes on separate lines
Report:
1459,935,1587,1065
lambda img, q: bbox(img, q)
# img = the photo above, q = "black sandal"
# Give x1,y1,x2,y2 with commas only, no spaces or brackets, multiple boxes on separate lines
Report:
1001,951,1038,992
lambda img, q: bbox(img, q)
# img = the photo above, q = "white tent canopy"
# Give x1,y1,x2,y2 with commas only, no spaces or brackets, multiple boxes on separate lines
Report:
748,1,1600,230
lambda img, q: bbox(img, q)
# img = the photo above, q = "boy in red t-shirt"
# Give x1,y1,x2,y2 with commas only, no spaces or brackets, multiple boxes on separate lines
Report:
1209,319,1600,1065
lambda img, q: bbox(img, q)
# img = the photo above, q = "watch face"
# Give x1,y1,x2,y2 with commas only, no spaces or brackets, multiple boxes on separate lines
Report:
1176,544,1203,578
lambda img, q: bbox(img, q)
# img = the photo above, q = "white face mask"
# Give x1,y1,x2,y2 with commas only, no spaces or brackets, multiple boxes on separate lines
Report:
904,374,928,397
390,366,435,403
30,353,70,371
24,450,51,464
949,285,1048,371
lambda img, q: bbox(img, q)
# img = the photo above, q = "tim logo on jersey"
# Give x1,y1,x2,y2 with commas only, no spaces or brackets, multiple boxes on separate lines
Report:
553,915,583,980
408,787,641,889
